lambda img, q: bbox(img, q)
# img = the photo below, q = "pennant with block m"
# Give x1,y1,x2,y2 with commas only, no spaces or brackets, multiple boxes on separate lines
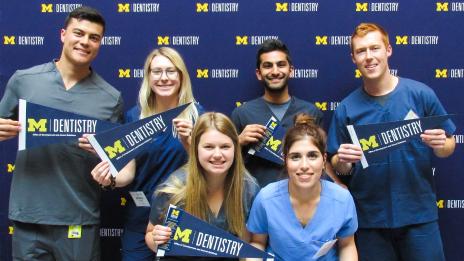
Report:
157,205,274,259
18,99,119,150
88,103,192,176
347,114,453,169
248,116,285,165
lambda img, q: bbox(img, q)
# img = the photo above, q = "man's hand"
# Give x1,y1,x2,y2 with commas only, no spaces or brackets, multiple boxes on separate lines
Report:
0,118,20,141
420,129,446,149
421,129,456,158
331,144,363,175
78,134,96,154
238,124,266,146
337,144,363,163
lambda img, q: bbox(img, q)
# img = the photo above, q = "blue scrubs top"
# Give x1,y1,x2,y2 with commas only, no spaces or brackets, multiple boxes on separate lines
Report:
327,77,456,229
123,105,202,233
247,180,357,261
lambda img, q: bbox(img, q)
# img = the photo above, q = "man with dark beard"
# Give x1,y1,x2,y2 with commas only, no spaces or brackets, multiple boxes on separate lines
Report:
231,39,323,186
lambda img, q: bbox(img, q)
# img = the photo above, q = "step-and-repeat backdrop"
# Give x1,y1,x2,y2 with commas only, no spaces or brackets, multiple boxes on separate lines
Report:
1,1,463,260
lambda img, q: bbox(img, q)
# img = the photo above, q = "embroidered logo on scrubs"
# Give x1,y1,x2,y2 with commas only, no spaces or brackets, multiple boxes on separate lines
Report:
68,225,82,239
404,110,419,120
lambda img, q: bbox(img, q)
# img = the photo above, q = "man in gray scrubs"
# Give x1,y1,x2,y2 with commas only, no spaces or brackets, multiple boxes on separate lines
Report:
0,6,123,260
231,39,336,187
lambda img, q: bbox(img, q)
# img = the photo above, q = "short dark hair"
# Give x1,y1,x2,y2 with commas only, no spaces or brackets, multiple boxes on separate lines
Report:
256,39,292,69
64,6,106,33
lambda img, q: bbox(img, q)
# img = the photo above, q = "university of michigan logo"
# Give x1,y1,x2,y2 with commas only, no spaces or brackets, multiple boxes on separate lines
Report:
359,135,379,151
7,163,15,173
104,140,126,159
27,118,47,132
276,3,289,12
435,69,448,78
173,227,192,243
196,3,208,12
197,69,209,78
266,136,282,151
3,36,16,45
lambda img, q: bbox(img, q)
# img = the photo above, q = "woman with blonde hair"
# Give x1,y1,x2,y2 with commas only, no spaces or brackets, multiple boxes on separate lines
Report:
145,112,260,260
91,47,202,260
247,114,358,260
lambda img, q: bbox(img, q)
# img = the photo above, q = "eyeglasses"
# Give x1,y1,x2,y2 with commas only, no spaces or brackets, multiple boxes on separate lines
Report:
150,68,179,80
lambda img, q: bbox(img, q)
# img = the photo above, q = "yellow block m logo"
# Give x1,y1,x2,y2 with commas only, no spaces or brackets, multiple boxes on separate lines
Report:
315,36,328,45
396,36,408,45
436,200,444,208
104,140,126,159
315,102,327,111
436,2,449,11
9,226,14,235
355,69,362,78
119,69,131,78
236,36,248,45
27,119,47,132
235,102,242,107
267,137,282,151
4,36,15,45
41,4,53,12
7,164,15,173
118,3,130,12
359,136,379,151
174,227,192,243
171,209,180,218
276,3,289,12
120,197,127,206
435,69,448,78
356,3,368,11
196,69,209,78
157,36,169,45
196,3,208,12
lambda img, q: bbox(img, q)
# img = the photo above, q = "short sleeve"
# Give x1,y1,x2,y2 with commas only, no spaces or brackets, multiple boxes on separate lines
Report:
243,174,261,219
230,107,243,133
149,192,171,225
327,105,350,158
111,95,124,124
0,72,21,119
246,191,269,234
423,88,456,135
336,193,358,238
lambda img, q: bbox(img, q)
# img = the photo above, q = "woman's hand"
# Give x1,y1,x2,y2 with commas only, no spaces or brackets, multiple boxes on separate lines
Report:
173,118,193,151
91,161,112,186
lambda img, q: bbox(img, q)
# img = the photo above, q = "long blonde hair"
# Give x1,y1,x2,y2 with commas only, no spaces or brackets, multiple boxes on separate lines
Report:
159,112,246,237
138,47,198,121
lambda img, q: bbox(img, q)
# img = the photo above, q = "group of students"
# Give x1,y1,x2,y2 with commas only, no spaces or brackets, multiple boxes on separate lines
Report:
0,5,456,261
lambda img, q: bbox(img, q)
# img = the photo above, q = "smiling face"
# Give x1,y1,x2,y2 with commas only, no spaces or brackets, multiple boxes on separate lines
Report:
256,50,293,93
286,137,326,189
149,55,181,100
351,31,392,82
198,129,235,180
60,18,103,67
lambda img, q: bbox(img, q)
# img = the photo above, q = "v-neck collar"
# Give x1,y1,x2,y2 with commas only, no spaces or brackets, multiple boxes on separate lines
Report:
261,96,295,122
52,60,94,91
282,179,324,232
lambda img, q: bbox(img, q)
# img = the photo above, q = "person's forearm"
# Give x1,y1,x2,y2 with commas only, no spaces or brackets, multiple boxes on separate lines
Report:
145,231,157,252
339,236,358,261
331,155,353,175
434,136,456,158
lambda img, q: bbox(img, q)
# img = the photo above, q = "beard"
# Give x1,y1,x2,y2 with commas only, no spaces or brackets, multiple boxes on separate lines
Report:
262,75,289,94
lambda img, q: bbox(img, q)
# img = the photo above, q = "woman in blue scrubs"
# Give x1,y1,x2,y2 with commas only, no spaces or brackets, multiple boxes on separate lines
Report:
91,47,201,261
247,114,358,260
